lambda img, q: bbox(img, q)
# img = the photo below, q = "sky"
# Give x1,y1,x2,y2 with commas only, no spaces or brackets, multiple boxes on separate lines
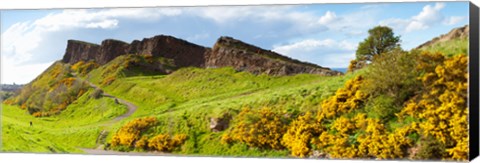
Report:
0,2,469,84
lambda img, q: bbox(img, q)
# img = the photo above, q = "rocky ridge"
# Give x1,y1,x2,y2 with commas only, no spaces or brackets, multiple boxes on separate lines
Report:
62,35,342,76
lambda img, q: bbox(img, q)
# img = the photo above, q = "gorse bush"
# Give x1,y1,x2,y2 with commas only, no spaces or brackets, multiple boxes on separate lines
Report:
110,117,188,152
221,107,288,150
71,61,99,76
317,76,368,122
110,117,158,148
399,52,468,160
281,111,322,157
147,134,188,152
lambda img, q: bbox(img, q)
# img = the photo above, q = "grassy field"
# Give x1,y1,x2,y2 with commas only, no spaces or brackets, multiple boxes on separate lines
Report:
1,88,127,153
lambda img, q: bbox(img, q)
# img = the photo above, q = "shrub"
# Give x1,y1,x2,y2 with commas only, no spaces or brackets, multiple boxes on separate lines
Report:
147,134,188,152
364,95,399,120
90,88,104,99
362,49,421,104
399,52,468,160
317,76,368,122
102,76,116,85
71,61,99,75
110,117,158,148
281,111,322,157
222,107,288,150
134,136,149,150
414,136,447,160
347,59,367,73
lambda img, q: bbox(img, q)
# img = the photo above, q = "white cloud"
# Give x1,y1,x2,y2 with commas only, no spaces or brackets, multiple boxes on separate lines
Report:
86,19,119,29
318,11,337,24
381,3,464,33
272,39,356,68
443,16,465,25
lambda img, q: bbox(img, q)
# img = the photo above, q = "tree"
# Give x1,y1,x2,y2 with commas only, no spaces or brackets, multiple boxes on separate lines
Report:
355,26,401,62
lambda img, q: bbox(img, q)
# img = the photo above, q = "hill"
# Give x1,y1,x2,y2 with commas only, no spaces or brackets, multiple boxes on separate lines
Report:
416,25,469,56
1,26,469,161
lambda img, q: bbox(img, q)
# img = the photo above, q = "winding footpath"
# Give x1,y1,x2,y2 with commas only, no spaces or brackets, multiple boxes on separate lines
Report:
73,74,140,154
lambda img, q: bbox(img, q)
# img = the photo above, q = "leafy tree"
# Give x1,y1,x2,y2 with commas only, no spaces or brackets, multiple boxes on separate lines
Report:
356,26,401,62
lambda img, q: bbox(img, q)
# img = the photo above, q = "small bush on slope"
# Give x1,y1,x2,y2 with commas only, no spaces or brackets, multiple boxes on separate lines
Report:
110,117,158,149
221,107,288,150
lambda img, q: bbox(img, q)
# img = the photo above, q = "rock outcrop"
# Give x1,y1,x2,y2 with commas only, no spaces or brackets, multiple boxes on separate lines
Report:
206,36,342,76
62,35,207,66
61,35,342,76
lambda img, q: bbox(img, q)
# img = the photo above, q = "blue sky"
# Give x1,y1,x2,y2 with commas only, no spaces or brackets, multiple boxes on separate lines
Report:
1,2,469,84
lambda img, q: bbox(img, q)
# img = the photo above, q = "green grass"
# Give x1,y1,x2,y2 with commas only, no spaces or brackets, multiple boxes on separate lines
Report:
419,37,468,57
1,89,128,153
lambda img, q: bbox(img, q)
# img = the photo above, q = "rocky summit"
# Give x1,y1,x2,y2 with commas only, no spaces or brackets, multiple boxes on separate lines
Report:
61,35,342,76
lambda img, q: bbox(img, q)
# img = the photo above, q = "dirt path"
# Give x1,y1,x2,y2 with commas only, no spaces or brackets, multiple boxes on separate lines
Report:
79,148,172,156
79,77,138,125
73,74,139,154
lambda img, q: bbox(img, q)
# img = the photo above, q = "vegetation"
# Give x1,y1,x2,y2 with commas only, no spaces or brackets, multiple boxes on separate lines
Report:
2,26,468,161
4,62,89,117
356,26,401,61
348,26,401,72
221,107,288,150
419,37,468,57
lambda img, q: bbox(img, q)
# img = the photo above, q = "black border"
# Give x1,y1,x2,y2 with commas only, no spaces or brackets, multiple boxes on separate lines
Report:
469,2,479,161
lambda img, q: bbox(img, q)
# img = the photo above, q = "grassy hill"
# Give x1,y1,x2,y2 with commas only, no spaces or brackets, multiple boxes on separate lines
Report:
1,26,469,160
2,54,357,156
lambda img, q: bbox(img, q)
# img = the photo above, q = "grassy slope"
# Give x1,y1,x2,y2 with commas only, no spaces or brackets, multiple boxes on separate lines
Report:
84,55,363,156
1,89,127,153
419,37,468,57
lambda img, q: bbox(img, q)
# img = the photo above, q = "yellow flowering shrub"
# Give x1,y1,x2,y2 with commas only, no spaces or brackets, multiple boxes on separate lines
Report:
222,107,287,150
102,76,116,85
317,76,368,122
281,111,323,157
71,61,99,75
313,116,360,159
110,117,158,148
356,121,417,159
134,136,149,150
399,53,468,160
147,134,188,152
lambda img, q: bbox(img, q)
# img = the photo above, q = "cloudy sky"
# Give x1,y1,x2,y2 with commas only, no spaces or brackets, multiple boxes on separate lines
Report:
1,2,469,84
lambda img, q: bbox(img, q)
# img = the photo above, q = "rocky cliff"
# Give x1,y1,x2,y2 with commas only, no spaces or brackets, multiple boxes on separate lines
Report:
61,35,342,76
207,37,341,76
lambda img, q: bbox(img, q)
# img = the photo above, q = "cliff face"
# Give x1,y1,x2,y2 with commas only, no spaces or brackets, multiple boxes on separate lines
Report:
129,35,208,67
62,35,207,66
206,37,342,76
62,40,100,64
61,35,342,76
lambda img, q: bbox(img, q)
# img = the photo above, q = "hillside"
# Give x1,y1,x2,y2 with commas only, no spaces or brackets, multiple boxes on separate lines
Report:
416,25,469,56
1,26,469,161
